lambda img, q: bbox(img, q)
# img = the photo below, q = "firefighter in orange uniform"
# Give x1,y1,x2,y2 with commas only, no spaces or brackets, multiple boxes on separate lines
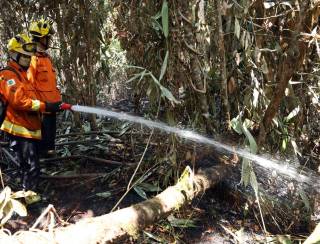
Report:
28,18,61,157
0,34,68,190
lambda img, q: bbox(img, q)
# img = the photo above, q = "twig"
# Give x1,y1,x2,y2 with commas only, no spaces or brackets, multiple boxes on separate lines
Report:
178,10,192,25
127,130,154,190
40,155,84,163
250,9,299,20
183,39,203,56
50,205,66,225
111,130,154,212
0,168,4,189
55,139,102,146
56,130,118,138
256,194,267,234
40,173,105,180
41,155,132,166
85,156,133,166
48,212,55,232
1,147,19,167
220,224,242,243
30,204,54,230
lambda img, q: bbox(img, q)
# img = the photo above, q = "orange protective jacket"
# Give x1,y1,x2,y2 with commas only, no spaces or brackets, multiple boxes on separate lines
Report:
28,53,61,103
0,61,46,140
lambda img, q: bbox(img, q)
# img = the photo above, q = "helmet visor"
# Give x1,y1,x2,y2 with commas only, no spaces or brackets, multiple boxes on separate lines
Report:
22,43,37,53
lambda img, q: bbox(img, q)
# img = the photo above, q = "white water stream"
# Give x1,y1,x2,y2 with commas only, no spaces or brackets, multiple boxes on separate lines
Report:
71,105,320,192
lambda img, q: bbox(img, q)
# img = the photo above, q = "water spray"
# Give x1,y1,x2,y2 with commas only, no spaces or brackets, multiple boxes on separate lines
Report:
66,105,319,192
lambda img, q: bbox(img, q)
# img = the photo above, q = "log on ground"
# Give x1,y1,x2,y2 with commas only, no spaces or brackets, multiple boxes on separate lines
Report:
0,164,229,244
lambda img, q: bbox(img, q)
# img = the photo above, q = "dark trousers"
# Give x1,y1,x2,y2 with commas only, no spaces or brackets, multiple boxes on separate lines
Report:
8,135,40,190
40,113,57,153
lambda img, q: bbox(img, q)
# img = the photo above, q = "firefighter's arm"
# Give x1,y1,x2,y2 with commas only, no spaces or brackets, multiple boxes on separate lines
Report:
0,78,46,112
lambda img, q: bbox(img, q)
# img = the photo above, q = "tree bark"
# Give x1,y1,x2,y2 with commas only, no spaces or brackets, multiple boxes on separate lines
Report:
215,0,231,131
1,164,229,244
257,2,317,146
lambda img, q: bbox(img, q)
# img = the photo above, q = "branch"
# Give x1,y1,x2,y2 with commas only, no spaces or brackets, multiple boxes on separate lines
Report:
40,155,133,166
40,173,106,180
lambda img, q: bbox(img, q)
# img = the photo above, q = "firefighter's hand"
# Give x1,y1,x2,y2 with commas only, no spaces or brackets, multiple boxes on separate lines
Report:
60,103,72,110
45,101,62,112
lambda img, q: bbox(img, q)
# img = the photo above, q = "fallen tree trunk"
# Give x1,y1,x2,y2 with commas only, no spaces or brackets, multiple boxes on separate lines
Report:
1,164,229,243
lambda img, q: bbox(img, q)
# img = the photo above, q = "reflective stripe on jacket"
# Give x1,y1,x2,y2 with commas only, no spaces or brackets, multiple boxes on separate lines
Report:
0,61,46,139
28,53,61,103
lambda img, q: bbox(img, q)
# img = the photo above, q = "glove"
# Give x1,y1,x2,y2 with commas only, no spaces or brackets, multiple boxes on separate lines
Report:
60,103,72,110
45,101,62,112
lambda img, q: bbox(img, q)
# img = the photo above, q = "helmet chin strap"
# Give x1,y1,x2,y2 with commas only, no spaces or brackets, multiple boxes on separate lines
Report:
18,57,30,70
39,36,49,50
36,45,46,53
9,52,29,70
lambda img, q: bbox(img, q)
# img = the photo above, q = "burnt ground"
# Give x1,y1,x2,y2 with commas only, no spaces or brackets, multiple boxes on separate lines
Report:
4,173,265,243
2,152,313,243
0,111,316,243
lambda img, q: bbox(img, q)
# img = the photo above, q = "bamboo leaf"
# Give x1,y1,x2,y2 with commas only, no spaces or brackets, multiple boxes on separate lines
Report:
150,73,180,104
149,73,161,86
159,51,169,81
96,191,112,199
231,116,243,135
252,88,259,108
284,106,300,122
125,72,143,84
0,187,11,217
250,170,259,196
261,57,269,74
161,0,169,38
298,188,311,211
234,18,241,39
143,231,164,243
0,200,14,225
281,138,288,151
245,31,251,50
167,215,197,228
241,122,257,154
291,140,301,156
11,190,37,199
137,69,147,86
133,186,148,200
11,199,27,217
159,86,180,104
25,195,41,205
151,11,162,20
139,183,161,192
241,158,251,187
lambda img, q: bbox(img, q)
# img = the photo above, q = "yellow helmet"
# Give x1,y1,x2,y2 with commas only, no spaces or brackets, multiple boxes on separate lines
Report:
29,18,55,38
7,33,37,56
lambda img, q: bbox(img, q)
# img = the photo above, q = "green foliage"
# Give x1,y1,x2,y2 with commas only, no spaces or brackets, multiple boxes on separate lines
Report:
167,215,197,228
231,115,258,195
126,66,180,105
231,116,257,153
161,0,169,39
159,51,169,82
0,187,38,226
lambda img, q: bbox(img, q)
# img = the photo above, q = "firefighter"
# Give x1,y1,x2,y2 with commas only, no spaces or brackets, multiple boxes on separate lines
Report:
0,33,68,190
28,18,61,157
